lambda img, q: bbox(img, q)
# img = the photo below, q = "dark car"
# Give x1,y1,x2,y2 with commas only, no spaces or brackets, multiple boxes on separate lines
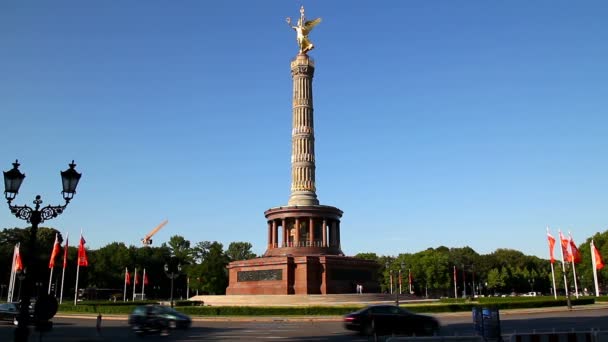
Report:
0,301,42,326
128,305,191,335
344,304,440,336
0,303,19,325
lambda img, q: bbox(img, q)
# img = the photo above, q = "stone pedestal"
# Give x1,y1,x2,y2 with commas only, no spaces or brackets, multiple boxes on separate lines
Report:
226,255,380,295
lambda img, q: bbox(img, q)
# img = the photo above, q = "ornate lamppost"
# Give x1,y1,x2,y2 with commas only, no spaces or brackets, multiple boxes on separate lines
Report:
0,284,7,299
528,278,535,293
16,270,26,300
3,160,81,342
164,260,182,308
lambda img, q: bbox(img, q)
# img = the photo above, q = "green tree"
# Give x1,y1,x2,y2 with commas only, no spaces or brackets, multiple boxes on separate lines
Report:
166,235,192,264
226,242,256,261
487,268,506,294
354,252,379,262
200,242,229,294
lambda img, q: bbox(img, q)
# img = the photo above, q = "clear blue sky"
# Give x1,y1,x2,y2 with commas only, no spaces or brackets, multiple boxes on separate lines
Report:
1,1,607,259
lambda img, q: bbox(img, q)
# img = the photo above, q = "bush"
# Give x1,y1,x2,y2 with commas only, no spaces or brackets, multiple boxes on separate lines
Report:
57,297,595,316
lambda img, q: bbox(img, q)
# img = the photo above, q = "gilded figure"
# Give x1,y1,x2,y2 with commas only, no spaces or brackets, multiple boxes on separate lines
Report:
286,6,321,55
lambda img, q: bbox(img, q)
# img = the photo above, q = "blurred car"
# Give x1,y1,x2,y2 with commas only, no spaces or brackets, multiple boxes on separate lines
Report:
0,301,41,326
343,304,440,336
0,303,19,325
128,305,191,335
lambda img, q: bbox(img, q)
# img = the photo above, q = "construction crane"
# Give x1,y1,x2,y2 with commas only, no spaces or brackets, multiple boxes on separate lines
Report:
141,220,168,246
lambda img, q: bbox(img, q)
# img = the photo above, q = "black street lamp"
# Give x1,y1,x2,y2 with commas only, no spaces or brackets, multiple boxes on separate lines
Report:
0,284,7,299
528,278,535,293
164,261,182,308
4,160,81,342
16,270,26,300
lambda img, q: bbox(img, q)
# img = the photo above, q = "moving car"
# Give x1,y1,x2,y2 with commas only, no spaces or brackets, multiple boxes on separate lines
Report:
0,302,42,326
0,303,19,325
343,304,440,336
128,305,191,335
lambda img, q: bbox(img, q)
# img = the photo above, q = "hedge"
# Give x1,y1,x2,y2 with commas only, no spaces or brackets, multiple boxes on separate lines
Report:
58,297,595,316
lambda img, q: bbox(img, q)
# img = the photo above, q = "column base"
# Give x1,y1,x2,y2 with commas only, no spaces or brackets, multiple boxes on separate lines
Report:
288,191,319,206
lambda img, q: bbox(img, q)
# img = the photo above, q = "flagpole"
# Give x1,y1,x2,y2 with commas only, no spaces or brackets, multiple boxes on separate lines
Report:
8,244,18,302
550,262,557,299
558,229,572,309
571,260,579,298
74,230,86,306
124,267,128,302
48,233,59,295
409,269,412,294
74,261,80,306
591,240,600,297
48,267,54,295
547,227,558,299
133,267,137,301
142,268,146,300
60,233,69,305
453,265,457,299
398,269,402,294
569,232,580,298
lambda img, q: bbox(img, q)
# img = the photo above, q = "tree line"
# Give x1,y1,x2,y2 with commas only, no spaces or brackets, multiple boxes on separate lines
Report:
1,226,606,300
357,229,608,297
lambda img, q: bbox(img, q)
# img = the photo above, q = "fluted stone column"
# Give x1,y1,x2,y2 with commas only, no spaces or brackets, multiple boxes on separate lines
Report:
309,217,314,246
322,219,327,247
288,54,319,206
294,218,300,247
267,222,272,248
272,220,277,248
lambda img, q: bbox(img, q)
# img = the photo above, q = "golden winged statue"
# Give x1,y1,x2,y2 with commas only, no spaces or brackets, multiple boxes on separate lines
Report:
286,6,321,55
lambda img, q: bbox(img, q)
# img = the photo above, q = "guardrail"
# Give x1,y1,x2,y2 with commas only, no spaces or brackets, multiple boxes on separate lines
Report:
509,331,604,342
387,337,483,342
385,330,608,342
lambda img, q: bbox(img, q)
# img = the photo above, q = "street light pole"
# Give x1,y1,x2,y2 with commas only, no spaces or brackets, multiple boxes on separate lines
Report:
164,261,182,308
3,160,81,342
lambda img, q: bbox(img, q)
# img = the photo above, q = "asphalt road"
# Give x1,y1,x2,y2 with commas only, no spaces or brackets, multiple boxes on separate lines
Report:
0,306,606,341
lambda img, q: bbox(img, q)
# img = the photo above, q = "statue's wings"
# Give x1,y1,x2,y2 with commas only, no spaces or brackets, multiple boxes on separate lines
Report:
303,18,321,32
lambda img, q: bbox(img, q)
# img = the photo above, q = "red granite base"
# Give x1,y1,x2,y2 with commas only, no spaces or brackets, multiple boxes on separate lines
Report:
226,255,380,295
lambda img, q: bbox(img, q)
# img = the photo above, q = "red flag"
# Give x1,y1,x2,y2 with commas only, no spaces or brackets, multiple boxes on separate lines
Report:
134,270,140,285
125,268,131,285
49,233,61,268
15,245,23,272
592,242,604,270
398,271,402,288
559,231,572,262
144,272,149,285
77,235,88,267
453,265,457,284
569,234,582,264
547,231,556,264
409,270,413,285
62,236,69,269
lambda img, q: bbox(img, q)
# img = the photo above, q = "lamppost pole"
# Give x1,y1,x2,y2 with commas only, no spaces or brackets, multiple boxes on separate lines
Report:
396,262,404,306
0,284,6,300
164,261,182,308
3,160,81,342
